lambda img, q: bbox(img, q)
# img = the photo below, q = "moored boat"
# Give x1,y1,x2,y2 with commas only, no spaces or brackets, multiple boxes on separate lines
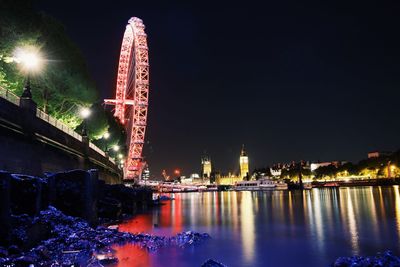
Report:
197,185,207,192
259,178,276,190
275,181,288,190
206,184,218,191
234,180,260,191
324,182,339,188
303,183,313,190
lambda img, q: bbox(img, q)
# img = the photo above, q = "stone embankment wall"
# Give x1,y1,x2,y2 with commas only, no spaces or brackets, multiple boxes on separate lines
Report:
0,96,122,184
0,169,153,247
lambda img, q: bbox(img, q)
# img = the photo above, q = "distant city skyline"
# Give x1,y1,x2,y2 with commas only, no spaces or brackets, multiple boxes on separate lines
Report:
38,1,400,176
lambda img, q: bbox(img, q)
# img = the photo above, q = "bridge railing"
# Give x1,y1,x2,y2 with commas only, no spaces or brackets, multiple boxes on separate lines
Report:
89,142,105,157
0,86,118,167
36,109,83,142
0,86,20,106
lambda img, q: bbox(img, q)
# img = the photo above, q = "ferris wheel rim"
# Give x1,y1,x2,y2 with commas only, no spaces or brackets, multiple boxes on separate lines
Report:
110,17,150,180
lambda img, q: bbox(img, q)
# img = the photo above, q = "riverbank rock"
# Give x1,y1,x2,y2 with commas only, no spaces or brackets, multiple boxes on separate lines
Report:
10,174,46,216
333,250,400,267
201,259,227,267
1,206,211,266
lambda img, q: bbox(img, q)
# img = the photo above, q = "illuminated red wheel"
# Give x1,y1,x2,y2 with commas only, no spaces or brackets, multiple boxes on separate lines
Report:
105,17,149,180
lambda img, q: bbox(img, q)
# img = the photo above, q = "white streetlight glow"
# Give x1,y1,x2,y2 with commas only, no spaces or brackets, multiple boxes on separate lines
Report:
113,145,120,152
103,132,110,139
80,107,91,119
13,47,43,72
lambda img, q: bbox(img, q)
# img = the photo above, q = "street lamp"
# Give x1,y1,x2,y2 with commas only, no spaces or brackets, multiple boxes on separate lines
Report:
113,145,120,152
102,132,110,152
80,107,91,137
13,46,43,98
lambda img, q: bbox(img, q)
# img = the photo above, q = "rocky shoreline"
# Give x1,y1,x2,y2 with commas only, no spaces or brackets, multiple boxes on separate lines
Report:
332,250,400,267
0,169,212,266
0,206,211,266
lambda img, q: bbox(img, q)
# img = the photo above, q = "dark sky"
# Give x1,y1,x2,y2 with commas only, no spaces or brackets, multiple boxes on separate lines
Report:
37,0,400,177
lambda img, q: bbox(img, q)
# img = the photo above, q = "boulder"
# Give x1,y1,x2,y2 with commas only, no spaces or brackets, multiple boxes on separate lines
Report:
10,174,45,216
201,259,227,267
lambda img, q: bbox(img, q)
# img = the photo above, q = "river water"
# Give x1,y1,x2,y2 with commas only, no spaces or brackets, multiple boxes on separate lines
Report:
113,186,400,266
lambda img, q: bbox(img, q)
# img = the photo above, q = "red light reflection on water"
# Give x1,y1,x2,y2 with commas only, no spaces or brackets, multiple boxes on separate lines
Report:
113,194,184,266
118,194,183,235
118,213,153,233
112,243,151,267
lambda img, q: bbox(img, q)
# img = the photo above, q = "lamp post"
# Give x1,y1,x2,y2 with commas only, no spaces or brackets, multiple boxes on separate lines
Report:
80,107,91,137
102,132,110,152
118,154,124,169
13,47,43,99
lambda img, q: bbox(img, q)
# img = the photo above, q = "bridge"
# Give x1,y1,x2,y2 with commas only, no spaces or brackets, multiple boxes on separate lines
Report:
0,86,122,184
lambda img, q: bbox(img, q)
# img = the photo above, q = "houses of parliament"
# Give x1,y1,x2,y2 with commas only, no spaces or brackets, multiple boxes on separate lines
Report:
201,145,250,185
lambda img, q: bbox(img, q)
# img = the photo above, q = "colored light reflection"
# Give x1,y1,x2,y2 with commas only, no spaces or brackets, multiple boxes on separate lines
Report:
240,192,255,264
394,186,400,239
112,187,400,267
339,188,360,255
112,243,151,267
118,213,153,233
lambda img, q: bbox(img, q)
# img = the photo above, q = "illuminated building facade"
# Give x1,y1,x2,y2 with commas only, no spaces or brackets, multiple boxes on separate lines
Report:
215,145,250,185
202,156,212,178
141,164,150,180
216,172,242,185
368,151,392,159
239,145,249,179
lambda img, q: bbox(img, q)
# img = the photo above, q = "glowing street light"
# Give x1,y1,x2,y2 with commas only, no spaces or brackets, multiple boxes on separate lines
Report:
80,107,91,137
118,154,123,159
14,47,43,72
101,132,110,152
113,145,120,152
13,46,44,98
80,107,91,119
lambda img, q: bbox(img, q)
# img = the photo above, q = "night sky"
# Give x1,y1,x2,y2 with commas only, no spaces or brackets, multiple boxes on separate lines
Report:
37,0,400,177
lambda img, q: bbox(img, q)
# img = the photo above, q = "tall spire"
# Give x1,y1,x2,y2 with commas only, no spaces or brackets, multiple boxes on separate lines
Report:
239,144,249,180
240,144,247,156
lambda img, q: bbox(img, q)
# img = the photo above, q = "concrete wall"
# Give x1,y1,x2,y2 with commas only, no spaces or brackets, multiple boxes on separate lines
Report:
0,97,122,184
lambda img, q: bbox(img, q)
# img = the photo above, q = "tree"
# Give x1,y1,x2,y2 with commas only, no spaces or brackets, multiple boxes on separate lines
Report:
0,0,97,128
0,0,126,146
314,165,337,179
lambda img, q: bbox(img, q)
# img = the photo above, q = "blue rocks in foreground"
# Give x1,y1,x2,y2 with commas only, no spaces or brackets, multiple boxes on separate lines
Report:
333,250,400,267
0,206,211,266
201,259,227,267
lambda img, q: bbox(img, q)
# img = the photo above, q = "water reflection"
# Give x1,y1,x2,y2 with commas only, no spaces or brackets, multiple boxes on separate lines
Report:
342,188,360,254
114,187,400,267
240,192,255,263
394,186,400,240
113,244,151,267
311,189,325,255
